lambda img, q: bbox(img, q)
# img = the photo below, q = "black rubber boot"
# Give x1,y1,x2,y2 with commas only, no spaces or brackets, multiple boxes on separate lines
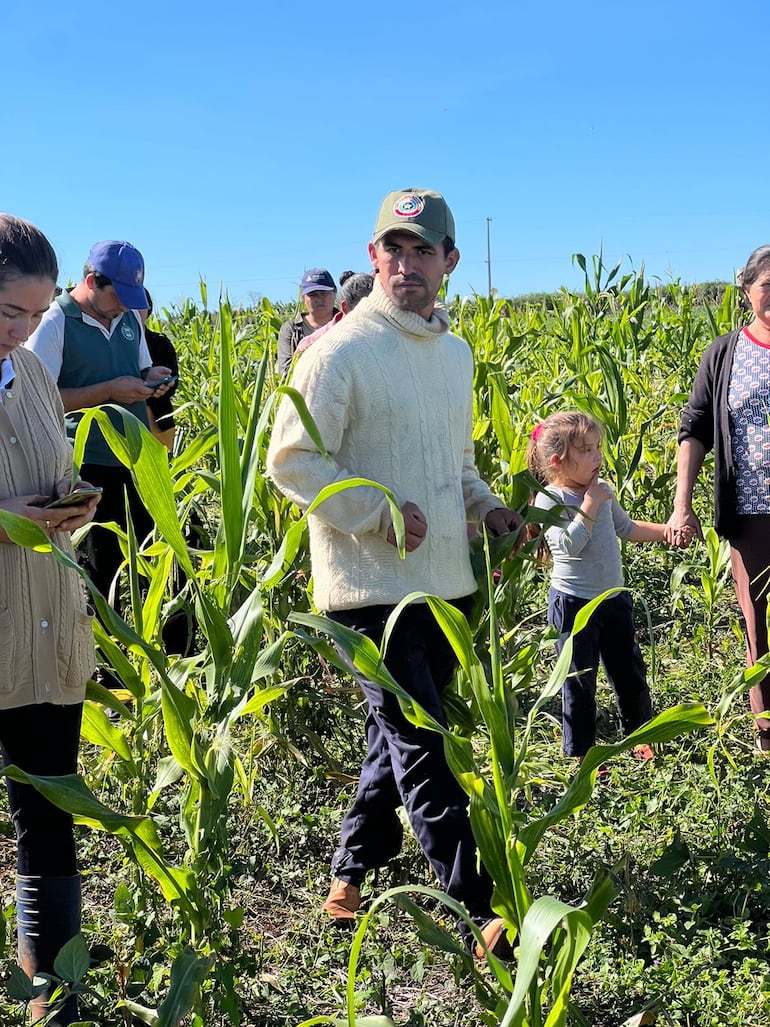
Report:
16,874,81,1026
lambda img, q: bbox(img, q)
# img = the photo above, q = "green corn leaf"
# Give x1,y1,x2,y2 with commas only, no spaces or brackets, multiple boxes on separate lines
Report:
85,676,133,719
0,508,52,551
141,545,176,642
149,756,185,808
517,703,713,861
74,408,193,577
231,684,291,721
262,476,405,587
227,587,266,693
156,948,214,1027
81,702,135,765
240,346,270,520
268,385,330,459
170,424,217,474
160,677,205,780
215,300,245,581
489,371,517,461
395,895,468,955
92,620,145,699
291,611,448,736
245,634,288,684
500,897,592,1027
128,835,199,921
0,767,150,835
124,490,143,636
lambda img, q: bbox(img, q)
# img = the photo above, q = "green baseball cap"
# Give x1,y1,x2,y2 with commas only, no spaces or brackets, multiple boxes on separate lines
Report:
372,188,456,248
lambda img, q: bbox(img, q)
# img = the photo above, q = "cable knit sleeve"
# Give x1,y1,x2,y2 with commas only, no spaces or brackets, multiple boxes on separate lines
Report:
267,343,392,538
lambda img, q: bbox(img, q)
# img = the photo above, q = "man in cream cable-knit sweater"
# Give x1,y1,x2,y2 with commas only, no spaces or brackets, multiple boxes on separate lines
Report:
267,188,521,959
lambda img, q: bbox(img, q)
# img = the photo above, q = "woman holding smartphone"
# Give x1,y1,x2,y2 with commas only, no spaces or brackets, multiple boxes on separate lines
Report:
0,213,100,1025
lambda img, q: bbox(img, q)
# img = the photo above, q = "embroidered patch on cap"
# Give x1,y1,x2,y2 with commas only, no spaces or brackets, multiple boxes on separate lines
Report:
135,268,144,285
393,195,425,219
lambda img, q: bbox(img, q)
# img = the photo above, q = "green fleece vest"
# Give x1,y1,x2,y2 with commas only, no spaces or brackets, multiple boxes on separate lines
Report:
56,290,150,466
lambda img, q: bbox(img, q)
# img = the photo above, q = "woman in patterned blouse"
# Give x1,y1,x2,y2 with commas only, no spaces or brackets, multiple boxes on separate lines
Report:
666,245,770,751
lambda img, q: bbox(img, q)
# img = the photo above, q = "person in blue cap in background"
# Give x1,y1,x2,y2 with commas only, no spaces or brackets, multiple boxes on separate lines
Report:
27,241,174,657
276,267,338,376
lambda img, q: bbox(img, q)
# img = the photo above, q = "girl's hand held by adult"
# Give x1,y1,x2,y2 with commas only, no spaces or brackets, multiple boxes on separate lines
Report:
664,506,703,548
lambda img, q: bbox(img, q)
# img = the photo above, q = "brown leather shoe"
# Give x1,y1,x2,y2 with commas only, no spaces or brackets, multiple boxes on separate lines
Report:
321,878,361,924
474,916,513,961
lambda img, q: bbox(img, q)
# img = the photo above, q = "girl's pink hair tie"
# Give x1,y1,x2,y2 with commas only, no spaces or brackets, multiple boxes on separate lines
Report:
531,424,543,441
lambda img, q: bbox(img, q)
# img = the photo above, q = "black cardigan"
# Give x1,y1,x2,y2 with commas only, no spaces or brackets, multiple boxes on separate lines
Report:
678,329,741,540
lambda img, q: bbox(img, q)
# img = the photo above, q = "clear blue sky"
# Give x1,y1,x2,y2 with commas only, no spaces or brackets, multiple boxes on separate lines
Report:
6,0,766,311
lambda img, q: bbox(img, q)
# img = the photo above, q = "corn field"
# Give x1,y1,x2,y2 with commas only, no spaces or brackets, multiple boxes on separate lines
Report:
1,256,767,1027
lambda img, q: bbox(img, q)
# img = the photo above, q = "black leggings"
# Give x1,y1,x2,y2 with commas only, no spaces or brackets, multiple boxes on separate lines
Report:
0,703,82,875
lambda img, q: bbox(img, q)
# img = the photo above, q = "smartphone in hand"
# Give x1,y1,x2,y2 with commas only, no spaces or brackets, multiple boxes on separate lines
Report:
146,375,178,389
46,487,103,509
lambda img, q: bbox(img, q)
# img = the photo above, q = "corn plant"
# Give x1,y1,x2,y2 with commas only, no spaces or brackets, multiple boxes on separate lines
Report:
282,533,712,1026
670,527,736,659
0,297,327,1024
0,259,750,1024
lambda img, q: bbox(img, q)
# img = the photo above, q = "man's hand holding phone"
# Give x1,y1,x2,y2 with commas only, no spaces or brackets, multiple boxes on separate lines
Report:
143,366,177,396
145,374,178,392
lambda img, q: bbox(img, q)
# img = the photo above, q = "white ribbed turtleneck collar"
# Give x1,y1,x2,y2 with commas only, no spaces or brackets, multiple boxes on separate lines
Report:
363,276,450,338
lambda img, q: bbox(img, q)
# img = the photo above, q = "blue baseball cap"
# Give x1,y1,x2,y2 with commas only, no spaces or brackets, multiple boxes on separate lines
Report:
88,240,147,309
301,268,336,294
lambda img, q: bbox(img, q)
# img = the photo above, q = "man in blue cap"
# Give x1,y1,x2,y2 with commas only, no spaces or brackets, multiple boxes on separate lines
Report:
27,241,174,633
276,267,338,376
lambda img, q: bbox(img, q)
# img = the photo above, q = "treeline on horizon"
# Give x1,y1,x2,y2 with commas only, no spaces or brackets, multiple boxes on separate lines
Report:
503,278,732,311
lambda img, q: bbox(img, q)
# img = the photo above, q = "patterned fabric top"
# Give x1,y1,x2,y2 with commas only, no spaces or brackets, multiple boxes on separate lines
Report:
728,327,770,513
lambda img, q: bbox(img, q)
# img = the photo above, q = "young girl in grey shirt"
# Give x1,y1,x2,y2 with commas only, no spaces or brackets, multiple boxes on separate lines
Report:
528,410,683,761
